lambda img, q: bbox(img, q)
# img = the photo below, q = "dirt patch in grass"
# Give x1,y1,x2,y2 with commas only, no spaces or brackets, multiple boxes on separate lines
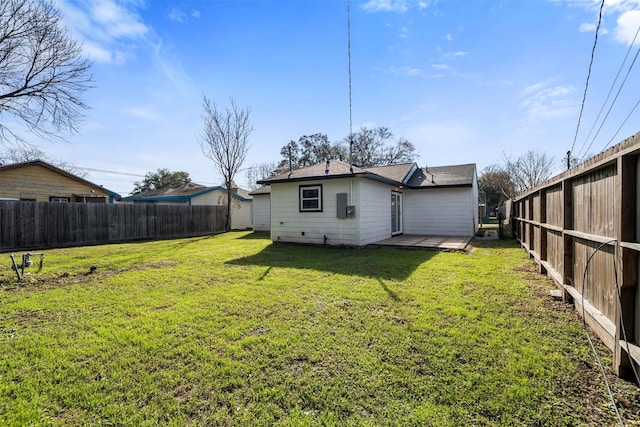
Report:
0,259,178,291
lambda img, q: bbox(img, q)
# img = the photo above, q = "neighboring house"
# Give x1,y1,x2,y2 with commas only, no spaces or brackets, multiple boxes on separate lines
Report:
0,160,120,203
120,183,253,230
257,160,478,246
249,186,271,232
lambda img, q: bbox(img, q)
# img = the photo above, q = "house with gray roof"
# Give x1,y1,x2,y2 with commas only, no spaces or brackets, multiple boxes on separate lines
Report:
256,160,478,246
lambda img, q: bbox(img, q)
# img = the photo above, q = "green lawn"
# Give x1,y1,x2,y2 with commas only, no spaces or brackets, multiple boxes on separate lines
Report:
1,232,638,426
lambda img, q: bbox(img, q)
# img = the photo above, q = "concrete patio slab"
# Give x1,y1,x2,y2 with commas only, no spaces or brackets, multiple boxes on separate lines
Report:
370,234,472,251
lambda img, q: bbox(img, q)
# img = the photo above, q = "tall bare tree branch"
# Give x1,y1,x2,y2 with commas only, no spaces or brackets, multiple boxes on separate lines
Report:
199,96,253,231
0,0,93,144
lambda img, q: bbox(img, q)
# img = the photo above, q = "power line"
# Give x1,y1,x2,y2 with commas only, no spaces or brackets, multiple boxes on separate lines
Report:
77,166,145,177
577,31,640,159
569,0,605,159
600,97,640,152
576,22,640,160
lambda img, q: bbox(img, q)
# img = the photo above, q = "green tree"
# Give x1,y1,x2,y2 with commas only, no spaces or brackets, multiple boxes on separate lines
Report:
478,166,515,214
277,127,416,171
347,127,416,167
132,169,192,194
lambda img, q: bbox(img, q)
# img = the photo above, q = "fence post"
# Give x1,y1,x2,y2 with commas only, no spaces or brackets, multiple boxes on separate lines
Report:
615,154,638,378
562,178,574,291
539,189,547,274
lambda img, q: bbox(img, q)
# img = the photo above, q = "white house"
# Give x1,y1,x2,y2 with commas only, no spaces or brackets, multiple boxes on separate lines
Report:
257,160,478,246
249,186,271,232
120,183,253,230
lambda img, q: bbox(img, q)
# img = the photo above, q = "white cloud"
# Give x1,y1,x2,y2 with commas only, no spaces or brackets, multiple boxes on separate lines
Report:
432,63,452,71
126,106,161,121
418,1,430,10
56,0,148,63
520,81,575,121
400,27,408,38
361,0,408,13
168,8,187,23
388,66,426,77
168,7,201,23
615,10,640,44
443,34,453,41
90,0,147,39
574,0,640,44
579,22,597,32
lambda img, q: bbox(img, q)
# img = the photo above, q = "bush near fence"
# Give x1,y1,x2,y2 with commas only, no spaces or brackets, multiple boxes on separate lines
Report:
512,131,640,380
0,201,226,252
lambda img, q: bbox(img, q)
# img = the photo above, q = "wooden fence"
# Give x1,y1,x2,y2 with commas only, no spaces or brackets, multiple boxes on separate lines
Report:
512,131,640,378
0,202,226,252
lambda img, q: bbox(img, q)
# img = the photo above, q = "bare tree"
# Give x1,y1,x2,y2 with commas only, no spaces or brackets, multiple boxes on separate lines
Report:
0,0,93,144
245,162,277,190
0,145,87,177
199,96,253,231
502,150,555,195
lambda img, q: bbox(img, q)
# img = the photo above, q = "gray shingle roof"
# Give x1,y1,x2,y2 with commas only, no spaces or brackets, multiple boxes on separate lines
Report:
249,185,271,195
406,164,476,188
257,160,476,189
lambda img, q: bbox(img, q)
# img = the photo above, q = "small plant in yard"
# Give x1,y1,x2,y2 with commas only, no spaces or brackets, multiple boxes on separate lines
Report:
1,232,639,425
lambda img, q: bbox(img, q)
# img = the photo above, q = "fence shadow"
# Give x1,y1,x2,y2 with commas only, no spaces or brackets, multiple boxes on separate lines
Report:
225,243,437,282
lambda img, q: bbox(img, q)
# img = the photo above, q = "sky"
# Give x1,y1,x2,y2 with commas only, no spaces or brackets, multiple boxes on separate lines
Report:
7,0,640,195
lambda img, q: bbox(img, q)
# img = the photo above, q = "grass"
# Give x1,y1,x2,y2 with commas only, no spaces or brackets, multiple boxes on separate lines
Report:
1,232,638,425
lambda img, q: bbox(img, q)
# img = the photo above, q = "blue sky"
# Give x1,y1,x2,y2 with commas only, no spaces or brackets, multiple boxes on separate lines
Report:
18,0,640,195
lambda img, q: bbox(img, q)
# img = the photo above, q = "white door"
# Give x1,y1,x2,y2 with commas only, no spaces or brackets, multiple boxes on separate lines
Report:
391,191,402,235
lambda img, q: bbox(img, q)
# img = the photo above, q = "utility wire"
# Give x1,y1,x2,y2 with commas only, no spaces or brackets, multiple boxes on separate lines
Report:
600,97,640,152
576,23,640,160
581,239,624,426
569,0,605,157
578,35,640,159
612,242,640,387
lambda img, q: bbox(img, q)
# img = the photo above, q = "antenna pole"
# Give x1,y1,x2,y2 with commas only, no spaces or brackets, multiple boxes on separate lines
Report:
347,0,354,173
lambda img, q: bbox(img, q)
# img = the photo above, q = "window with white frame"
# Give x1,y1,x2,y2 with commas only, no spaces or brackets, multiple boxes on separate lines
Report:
49,197,70,203
299,184,322,212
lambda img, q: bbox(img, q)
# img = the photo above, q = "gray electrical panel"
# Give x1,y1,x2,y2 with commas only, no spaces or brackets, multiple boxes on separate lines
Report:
337,193,347,218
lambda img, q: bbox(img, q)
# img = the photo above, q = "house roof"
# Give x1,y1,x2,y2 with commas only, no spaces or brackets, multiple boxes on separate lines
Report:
122,184,252,202
249,185,271,195
366,163,416,183
406,163,476,188
257,160,476,189
129,182,208,197
0,160,122,199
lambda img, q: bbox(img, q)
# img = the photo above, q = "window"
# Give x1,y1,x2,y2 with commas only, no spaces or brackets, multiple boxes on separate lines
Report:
49,197,69,203
299,184,322,212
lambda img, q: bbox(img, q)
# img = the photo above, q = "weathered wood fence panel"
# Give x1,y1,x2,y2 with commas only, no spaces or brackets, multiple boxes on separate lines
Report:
0,202,225,252
513,131,640,379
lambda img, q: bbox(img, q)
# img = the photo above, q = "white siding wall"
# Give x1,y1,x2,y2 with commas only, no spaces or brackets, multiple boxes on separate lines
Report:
270,179,359,245
471,172,479,233
252,194,271,231
357,180,394,245
192,190,253,230
404,187,475,236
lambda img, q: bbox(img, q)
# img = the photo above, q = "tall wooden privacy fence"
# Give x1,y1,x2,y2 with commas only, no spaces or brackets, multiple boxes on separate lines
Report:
0,202,225,252
513,131,640,379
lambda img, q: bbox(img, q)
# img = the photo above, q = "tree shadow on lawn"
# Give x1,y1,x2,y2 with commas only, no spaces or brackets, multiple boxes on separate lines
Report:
225,242,438,282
